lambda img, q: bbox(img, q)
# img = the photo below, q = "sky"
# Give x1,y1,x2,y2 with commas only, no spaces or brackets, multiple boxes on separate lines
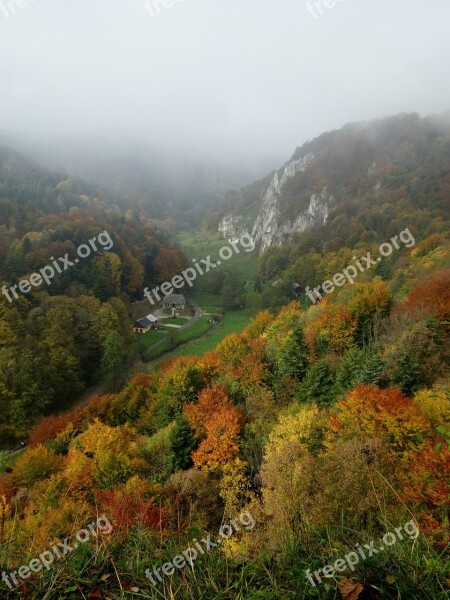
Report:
1,0,450,171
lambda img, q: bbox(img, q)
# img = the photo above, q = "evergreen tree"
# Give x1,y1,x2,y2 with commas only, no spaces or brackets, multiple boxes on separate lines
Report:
374,257,392,280
334,346,366,395
360,353,384,386
221,272,244,311
300,359,335,405
392,353,423,396
101,331,128,390
14,350,54,419
277,327,309,382
21,236,32,255
169,415,198,473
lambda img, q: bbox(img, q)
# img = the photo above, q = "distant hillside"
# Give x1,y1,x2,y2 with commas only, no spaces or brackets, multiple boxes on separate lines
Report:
0,147,187,446
214,113,450,253
0,132,267,227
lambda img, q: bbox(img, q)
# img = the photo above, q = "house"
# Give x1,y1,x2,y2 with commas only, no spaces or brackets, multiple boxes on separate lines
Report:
162,294,185,309
133,313,158,334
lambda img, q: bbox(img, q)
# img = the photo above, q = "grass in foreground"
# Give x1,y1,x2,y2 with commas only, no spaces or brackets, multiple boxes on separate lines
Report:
3,522,447,599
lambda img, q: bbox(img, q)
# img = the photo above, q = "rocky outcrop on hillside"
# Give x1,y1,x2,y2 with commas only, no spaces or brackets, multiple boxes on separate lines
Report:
218,214,245,240
218,153,334,252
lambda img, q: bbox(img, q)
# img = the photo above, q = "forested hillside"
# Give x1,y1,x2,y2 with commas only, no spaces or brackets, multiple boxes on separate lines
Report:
212,114,450,310
2,0,449,596
0,116,449,599
0,147,186,446
0,248,448,598
215,113,450,226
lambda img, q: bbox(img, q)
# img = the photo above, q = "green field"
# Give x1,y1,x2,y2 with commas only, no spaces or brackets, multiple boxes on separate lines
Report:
175,230,259,312
159,309,251,360
159,317,187,326
134,328,166,353
143,315,213,362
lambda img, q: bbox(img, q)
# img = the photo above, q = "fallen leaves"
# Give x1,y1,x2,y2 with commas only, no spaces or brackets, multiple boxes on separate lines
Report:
338,577,364,600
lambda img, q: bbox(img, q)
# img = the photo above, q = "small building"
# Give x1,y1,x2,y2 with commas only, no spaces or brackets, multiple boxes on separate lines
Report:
162,294,185,309
133,313,158,334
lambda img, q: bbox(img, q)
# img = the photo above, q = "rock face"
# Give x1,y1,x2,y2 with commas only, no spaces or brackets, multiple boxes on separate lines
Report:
218,153,334,252
218,214,244,240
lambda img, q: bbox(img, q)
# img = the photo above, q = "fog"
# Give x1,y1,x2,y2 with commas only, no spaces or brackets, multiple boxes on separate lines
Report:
1,0,450,176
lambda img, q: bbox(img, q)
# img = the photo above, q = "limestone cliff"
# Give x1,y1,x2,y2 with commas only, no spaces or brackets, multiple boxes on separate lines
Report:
218,153,334,252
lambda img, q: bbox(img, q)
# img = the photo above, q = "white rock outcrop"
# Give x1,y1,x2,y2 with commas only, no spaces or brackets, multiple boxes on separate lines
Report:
251,154,333,252
218,214,243,240
218,153,334,253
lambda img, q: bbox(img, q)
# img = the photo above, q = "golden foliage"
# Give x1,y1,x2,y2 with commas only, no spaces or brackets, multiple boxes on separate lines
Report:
328,385,431,461
414,386,450,429
11,446,64,487
265,403,323,460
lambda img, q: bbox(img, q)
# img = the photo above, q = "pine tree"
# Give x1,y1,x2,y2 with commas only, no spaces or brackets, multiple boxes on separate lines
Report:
374,257,392,280
392,353,423,396
300,359,335,405
101,331,128,390
277,327,309,382
334,346,366,395
360,353,384,386
169,415,198,473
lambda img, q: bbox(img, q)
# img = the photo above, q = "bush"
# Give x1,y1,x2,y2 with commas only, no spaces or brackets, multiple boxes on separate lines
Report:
11,446,64,487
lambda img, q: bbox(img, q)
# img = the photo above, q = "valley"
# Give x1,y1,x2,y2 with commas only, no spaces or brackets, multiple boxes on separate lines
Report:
0,114,449,600
2,3,449,597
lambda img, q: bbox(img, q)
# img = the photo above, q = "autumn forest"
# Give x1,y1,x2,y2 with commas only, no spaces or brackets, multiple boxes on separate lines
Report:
0,112,448,600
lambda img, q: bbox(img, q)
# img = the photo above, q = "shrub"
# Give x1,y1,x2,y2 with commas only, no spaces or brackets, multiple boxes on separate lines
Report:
11,446,64,487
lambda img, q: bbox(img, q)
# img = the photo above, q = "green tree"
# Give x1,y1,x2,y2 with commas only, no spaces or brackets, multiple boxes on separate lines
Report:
101,331,128,390
14,350,54,420
360,353,384,386
169,415,198,473
277,327,309,383
334,346,366,395
300,359,335,405
245,291,262,313
392,353,423,396
222,284,241,311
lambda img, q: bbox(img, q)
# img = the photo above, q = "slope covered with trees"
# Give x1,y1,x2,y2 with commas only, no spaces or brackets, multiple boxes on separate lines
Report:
258,114,450,310
0,116,449,598
0,257,448,598
0,147,186,446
